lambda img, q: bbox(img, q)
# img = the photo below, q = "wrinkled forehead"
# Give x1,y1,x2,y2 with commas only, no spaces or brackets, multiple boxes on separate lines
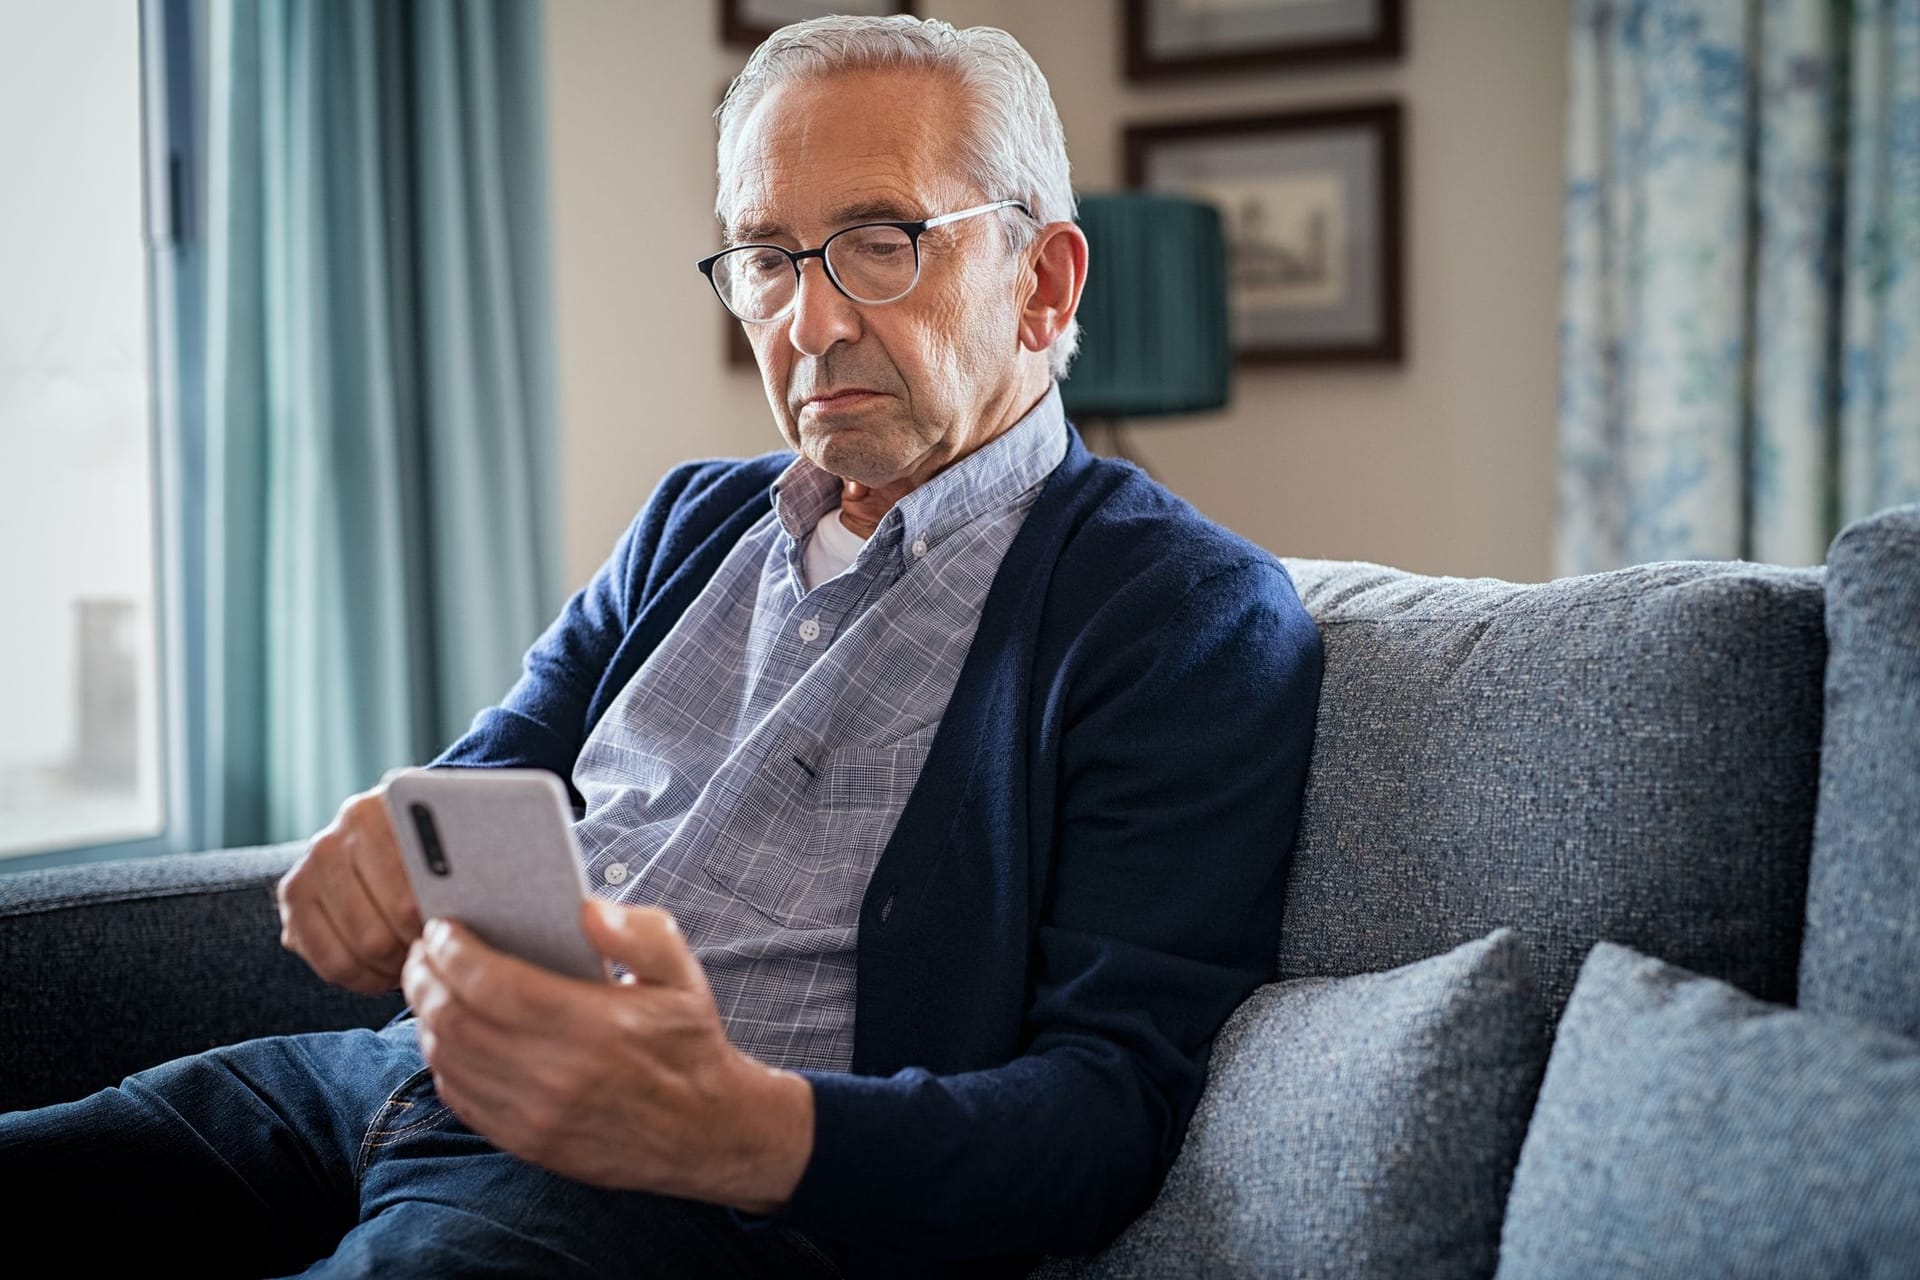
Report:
722,68,976,243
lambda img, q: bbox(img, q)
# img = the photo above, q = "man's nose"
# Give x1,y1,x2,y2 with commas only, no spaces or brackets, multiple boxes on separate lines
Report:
786,258,861,358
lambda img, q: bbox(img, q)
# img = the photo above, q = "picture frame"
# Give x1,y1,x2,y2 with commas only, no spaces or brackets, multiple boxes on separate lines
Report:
728,315,757,370
711,75,761,372
1125,103,1405,366
721,0,917,49
1125,0,1404,80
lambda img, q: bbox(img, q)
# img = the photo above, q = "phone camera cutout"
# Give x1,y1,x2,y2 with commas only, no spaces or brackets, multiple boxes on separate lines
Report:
409,803,451,876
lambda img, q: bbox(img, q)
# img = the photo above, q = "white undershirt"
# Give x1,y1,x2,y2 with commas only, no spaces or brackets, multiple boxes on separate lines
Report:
802,505,868,591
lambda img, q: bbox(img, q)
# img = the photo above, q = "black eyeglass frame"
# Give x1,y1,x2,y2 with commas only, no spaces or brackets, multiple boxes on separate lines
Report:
696,198,1036,323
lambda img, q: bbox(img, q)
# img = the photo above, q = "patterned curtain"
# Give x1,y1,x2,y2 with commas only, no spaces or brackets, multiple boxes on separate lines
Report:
1559,0,1920,574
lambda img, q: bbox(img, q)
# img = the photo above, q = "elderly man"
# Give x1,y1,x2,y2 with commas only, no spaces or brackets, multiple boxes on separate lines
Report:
1,16,1321,1279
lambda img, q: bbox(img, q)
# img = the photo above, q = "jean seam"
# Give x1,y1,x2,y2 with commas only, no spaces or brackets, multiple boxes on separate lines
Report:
354,1067,450,1179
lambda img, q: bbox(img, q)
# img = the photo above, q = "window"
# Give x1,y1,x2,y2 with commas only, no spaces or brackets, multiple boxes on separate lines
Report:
0,2,171,864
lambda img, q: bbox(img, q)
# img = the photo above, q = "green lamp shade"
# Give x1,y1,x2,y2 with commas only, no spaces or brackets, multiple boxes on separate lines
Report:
1060,192,1231,419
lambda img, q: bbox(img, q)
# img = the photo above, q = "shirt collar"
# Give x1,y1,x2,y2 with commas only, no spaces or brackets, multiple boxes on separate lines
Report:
769,383,1069,566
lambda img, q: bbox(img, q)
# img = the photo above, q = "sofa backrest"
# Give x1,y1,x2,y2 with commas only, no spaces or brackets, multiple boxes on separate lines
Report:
1273,556,1827,1021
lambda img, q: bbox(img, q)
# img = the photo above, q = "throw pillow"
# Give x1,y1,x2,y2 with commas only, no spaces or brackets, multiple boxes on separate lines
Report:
1037,928,1548,1280
1498,940,1920,1278
1275,555,1824,1021
1799,502,1920,1036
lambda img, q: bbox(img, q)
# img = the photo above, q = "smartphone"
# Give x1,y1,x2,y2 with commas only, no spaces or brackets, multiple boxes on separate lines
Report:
383,767,609,982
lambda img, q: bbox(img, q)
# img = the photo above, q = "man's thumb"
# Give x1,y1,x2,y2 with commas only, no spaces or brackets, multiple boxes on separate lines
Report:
583,898,698,987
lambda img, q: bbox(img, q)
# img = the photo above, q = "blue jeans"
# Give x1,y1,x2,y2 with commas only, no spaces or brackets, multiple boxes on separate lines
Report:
0,1018,844,1278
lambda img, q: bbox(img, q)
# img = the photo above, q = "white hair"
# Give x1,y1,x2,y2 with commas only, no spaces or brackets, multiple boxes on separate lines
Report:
715,15,1081,378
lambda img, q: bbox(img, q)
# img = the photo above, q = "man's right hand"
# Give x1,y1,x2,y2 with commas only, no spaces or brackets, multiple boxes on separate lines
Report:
277,781,423,994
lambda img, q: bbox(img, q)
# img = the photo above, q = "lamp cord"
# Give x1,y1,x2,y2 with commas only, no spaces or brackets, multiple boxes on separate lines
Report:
1090,417,1157,481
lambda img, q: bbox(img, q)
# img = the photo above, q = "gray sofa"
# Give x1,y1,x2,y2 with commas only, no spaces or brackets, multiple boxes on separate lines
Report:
5,504,1917,1278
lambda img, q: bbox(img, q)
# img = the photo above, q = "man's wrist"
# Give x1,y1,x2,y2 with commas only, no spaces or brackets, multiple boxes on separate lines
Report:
723,1061,815,1216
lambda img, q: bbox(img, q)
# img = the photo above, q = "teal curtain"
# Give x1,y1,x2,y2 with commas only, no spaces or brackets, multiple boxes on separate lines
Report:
1558,0,1920,574
200,0,560,846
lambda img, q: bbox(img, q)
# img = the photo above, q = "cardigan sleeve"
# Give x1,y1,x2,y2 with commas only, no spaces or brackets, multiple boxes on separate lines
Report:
428,460,718,803
777,558,1325,1261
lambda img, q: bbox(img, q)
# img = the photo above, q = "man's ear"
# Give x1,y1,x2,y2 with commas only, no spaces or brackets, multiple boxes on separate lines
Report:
1018,221,1088,356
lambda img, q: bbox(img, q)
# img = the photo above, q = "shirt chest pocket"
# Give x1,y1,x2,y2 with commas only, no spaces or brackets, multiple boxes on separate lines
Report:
698,723,939,931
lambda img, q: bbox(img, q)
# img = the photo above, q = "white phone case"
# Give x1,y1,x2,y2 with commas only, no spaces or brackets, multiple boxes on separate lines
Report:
383,768,609,982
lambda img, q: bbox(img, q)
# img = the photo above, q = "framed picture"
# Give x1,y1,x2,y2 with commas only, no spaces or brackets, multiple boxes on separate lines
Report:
1125,103,1404,366
1125,0,1403,80
722,0,916,49
728,316,757,370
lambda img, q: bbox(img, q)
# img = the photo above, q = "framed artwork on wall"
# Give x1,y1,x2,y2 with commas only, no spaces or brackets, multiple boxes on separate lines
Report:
1125,102,1405,366
1125,0,1404,80
722,0,916,49
728,318,756,369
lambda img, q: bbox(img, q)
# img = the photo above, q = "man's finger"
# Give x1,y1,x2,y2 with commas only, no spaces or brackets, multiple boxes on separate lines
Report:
582,900,705,992
348,823,423,953
305,860,409,987
279,853,387,991
420,918,587,1034
299,891,400,993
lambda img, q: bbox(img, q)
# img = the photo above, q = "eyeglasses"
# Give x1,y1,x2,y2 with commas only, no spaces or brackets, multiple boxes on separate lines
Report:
696,199,1034,324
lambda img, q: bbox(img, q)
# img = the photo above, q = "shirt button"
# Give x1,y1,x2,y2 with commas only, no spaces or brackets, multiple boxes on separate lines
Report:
602,862,629,886
798,617,822,643
911,538,929,559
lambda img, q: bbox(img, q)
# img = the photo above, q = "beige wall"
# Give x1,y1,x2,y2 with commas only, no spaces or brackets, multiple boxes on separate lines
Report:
543,0,1570,588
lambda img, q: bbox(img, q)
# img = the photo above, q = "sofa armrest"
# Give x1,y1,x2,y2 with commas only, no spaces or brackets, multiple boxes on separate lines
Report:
0,843,405,1113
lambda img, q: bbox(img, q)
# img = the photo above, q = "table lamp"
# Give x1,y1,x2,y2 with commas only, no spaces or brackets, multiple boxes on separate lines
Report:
1060,192,1232,469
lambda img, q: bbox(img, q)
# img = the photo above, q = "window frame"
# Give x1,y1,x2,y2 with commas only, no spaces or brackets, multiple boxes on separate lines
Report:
4,0,202,873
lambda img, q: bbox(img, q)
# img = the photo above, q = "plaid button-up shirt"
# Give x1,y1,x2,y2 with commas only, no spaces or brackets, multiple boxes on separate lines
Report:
570,388,1068,1071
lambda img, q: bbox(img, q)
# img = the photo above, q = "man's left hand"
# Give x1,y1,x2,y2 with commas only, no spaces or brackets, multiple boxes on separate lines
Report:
401,898,814,1214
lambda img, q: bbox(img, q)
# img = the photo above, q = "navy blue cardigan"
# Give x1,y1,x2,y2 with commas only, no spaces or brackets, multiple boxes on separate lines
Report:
432,431,1323,1277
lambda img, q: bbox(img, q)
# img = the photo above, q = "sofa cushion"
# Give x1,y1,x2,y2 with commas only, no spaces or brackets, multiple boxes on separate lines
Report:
1498,940,1920,1278
1035,928,1548,1280
1275,556,1825,1019
1798,502,1920,1037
